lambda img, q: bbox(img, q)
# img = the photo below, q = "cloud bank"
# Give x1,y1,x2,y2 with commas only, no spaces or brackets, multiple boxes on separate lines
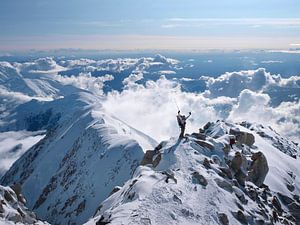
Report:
1,56,299,143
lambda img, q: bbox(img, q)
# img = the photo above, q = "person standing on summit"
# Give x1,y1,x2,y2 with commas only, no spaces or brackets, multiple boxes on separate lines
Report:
177,110,191,138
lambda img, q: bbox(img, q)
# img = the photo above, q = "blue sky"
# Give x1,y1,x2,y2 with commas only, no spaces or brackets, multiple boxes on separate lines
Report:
1,0,300,51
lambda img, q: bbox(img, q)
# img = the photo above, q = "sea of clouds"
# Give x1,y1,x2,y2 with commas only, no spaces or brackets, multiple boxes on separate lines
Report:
1,55,299,144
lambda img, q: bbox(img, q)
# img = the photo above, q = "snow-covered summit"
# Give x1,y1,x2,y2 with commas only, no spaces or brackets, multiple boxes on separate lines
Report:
86,121,300,225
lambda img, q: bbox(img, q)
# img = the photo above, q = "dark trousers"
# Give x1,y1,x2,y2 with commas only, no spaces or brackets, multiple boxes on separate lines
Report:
179,125,185,138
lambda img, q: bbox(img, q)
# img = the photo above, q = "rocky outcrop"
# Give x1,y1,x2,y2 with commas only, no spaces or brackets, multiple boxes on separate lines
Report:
248,151,269,187
192,172,208,186
218,213,229,225
195,140,214,150
230,129,255,146
85,120,299,225
230,152,243,173
140,150,162,167
0,185,49,224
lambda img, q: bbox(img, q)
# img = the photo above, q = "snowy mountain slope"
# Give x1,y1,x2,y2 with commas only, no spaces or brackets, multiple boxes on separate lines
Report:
86,121,300,225
239,121,299,159
0,59,78,99
0,130,46,177
0,184,49,225
0,91,157,225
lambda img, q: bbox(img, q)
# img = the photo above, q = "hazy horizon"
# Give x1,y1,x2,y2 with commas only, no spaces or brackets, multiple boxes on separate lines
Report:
1,0,300,51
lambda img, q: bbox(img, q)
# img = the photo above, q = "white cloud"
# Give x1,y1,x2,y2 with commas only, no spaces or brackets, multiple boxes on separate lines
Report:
261,60,283,64
103,67,300,143
206,68,270,98
1,56,299,144
0,131,45,177
54,72,114,96
228,89,300,142
163,18,300,28
103,76,219,141
205,68,300,98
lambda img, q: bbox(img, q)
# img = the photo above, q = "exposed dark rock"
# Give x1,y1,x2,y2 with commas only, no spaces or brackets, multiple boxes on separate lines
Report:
8,213,22,223
272,210,279,223
62,195,78,211
230,152,243,173
173,195,182,204
140,150,155,166
192,172,208,186
154,143,163,152
236,193,247,205
0,201,4,214
75,200,86,216
203,158,211,169
246,188,258,201
235,169,247,186
293,194,300,203
191,132,206,140
215,179,233,193
109,186,121,197
33,176,58,209
287,202,300,221
203,122,212,131
223,144,230,155
153,153,162,168
236,202,244,211
96,215,110,225
162,171,177,184
195,140,214,150
11,183,26,205
234,210,248,224
219,167,233,179
140,150,162,168
248,151,269,187
17,207,25,218
181,208,194,217
229,129,255,146
10,183,22,196
255,219,264,225
4,190,13,202
286,183,295,192
218,213,229,225
272,196,283,215
278,192,294,205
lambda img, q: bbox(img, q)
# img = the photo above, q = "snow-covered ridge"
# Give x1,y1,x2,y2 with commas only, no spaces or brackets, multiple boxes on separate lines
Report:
0,91,156,225
86,121,300,225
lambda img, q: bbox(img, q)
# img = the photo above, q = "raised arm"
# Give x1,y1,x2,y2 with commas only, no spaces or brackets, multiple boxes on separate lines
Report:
186,112,192,119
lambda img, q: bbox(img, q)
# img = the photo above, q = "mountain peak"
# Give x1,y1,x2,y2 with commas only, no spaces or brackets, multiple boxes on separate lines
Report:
86,121,300,225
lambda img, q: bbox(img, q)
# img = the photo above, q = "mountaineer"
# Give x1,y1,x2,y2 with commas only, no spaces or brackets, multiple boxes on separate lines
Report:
177,110,191,138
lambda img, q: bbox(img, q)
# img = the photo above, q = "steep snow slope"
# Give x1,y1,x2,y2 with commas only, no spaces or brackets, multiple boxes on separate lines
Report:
0,91,157,225
0,130,46,177
0,184,49,225
86,121,300,225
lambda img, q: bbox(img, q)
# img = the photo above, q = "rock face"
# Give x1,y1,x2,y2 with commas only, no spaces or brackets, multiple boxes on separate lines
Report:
195,140,214,150
230,152,243,173
248,151,269,187
192,172,208,186
230,129,255,146
0,185,49,224
218,213,229,225
140,150,162,167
